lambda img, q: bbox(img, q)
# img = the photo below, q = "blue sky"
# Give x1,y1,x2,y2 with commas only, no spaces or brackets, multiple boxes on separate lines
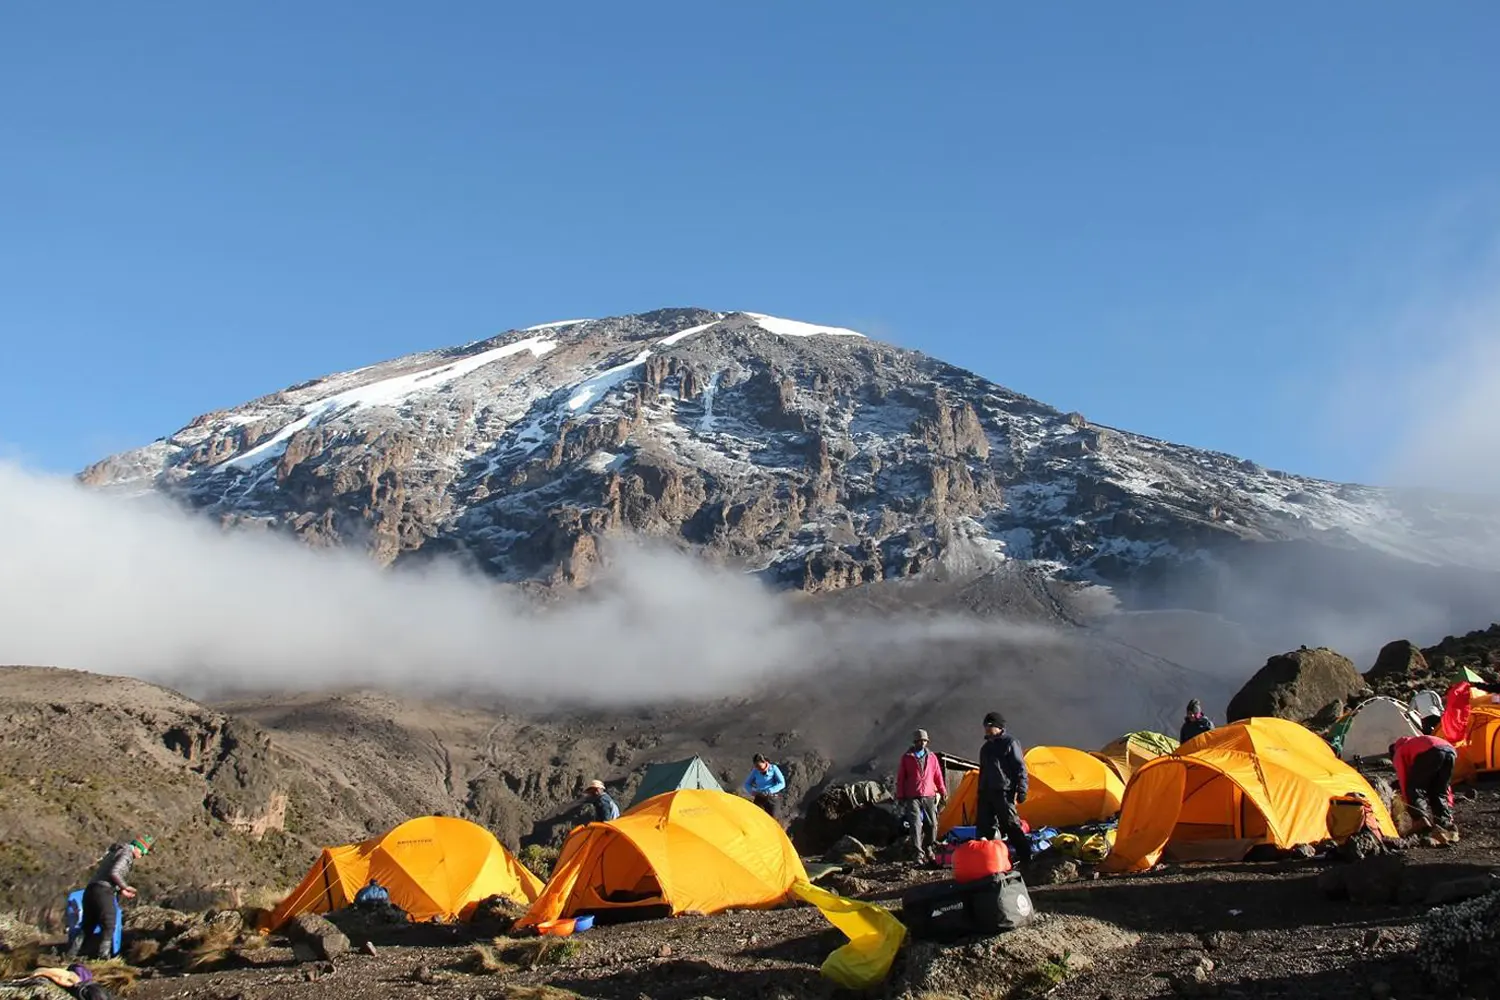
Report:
2,3,1497,482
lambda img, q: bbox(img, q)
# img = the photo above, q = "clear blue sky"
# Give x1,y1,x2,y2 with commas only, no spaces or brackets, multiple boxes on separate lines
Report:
3,3,1497,481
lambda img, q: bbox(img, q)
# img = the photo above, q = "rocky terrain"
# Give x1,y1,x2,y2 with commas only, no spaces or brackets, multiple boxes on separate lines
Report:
78,308,1500,657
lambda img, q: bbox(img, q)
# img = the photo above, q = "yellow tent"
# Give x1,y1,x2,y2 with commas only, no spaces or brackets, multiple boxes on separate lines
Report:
263,816,543,931
516,789,807,929
935,746,1126,837
1103,717,1398,873
1456,705,1500,783
1091,731,1179,782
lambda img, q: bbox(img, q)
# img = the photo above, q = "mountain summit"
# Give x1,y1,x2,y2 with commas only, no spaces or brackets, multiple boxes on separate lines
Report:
82,308,1500,619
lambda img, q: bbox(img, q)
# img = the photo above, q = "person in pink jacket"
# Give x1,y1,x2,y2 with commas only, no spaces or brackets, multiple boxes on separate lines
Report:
896,729,948,860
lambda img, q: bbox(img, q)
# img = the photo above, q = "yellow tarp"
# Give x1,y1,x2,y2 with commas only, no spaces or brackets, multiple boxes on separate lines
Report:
263,816,543,931
936,746,1126,837
1103,717,1398,873
1091,731,1179,782
515,789,807,929
790,879,906,989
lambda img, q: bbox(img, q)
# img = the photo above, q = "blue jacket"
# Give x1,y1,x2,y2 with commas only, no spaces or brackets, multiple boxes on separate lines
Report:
743,763,787,796
590,791,620,822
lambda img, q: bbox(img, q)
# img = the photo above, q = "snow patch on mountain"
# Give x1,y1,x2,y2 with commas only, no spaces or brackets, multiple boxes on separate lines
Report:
743,312,865,339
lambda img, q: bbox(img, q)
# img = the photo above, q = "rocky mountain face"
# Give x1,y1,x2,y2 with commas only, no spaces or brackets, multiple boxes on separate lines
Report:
80,309,1500,618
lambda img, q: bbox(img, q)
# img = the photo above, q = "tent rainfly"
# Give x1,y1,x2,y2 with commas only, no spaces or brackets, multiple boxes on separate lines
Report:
1328,697,1422,761
1103,717,1397,873
262,816,543,931
936,745,1126,837
629,756,723,807
1091,731,1179,782
516,789,806,928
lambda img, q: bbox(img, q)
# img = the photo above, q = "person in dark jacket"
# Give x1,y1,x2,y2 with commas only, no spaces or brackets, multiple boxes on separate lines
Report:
976,712,1030,863
80,835,152,959
1180,699,1215,744
584,780,620,822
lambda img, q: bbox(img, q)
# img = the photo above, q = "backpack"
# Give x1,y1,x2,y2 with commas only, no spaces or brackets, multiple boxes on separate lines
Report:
1327,793,1376,844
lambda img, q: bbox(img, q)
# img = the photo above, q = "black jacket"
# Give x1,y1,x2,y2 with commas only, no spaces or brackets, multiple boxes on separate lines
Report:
1180,714,1214,744
978,732,1028,802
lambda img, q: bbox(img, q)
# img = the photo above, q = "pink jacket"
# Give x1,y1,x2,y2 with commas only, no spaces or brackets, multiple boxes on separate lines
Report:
896,749,948,800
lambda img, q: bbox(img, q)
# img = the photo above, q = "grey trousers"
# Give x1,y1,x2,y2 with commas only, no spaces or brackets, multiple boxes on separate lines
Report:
903,796,939,853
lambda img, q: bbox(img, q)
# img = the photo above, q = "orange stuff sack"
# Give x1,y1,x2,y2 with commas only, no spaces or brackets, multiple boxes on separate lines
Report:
952,839,1011,883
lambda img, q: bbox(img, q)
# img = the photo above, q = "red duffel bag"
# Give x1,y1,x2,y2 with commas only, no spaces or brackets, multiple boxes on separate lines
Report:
953,838,1011,883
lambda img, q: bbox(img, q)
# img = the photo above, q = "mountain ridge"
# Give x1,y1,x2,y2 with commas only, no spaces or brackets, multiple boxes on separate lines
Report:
80,308,1500,610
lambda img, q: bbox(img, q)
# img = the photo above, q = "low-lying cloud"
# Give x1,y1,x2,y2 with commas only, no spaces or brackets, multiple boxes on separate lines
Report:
0,461,1056,702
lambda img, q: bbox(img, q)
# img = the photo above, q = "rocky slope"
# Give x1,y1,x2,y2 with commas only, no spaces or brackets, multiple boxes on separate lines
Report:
79,309,1500,633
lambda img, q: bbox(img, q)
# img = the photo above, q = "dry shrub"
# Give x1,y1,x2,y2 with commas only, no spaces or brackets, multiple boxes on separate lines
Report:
0,940,42,979
91,958,141,993
186,921,242,970
517,845,560,881
494,937,581,970
240,886,285,912
463,942,513,974
125,938,161,966
502,986,583,1000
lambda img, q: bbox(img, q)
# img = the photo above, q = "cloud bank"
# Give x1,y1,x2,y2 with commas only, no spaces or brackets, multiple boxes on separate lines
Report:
0,461,1055,702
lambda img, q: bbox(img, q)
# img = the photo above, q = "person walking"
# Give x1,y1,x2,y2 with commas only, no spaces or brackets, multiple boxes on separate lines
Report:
584,779,620,822
1390,734,1459,842
1180,699,1215,744
79,836,152,959
976,713,1030,863
743,753,787,819
896,728,948,860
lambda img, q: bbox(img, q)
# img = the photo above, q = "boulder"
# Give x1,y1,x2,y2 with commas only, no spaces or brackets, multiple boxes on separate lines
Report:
1028,854,1082,885
1226,647,1369,724
1367,640,1429,684
1319,854,1409,904
284,913,350,960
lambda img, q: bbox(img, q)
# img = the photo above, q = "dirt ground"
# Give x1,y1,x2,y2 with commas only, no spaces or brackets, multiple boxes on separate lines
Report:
105,780,1500,1000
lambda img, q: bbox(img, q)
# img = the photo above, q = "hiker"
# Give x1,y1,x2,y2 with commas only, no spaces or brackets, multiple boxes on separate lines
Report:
354,878,389,907
1180,699,1215,744
976,713,1031,863
896,728,948,860
1390,734,1459,842
743,753,787,819
584,779,620,822
78,836,152,960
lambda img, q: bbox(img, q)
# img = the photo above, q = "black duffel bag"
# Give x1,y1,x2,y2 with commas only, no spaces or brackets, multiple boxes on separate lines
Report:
899,870,1034,942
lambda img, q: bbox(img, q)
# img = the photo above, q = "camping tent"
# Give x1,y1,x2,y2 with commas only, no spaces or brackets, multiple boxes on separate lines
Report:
1091,731,1179,782
516,789,807,928
263,816,543,931
1456,705,1500,783
1103,717,1397,873
1328,697,1422,760
629,756,723,807
936,746,1126,837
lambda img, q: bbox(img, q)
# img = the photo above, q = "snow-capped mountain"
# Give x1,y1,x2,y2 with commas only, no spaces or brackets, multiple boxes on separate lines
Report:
82,308,1500,598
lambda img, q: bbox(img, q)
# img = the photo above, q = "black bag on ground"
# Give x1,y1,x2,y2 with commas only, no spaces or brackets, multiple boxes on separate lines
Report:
899,871,1033,941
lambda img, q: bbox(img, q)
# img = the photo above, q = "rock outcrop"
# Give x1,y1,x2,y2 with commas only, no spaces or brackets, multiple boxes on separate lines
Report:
1226,647,1370,724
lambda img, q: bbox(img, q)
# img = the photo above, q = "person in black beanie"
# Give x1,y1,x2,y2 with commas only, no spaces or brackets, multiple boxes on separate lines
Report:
976,712,1030,863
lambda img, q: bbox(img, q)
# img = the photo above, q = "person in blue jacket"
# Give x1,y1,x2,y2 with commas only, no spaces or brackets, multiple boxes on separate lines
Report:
743,753,787,820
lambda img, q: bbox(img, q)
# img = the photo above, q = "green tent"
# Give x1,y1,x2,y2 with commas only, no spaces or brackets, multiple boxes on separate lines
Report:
630,756,723,807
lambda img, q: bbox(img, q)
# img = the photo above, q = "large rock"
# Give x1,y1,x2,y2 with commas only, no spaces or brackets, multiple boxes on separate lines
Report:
1367,640,1429,683
284,913,350,961
1226,646,1369,724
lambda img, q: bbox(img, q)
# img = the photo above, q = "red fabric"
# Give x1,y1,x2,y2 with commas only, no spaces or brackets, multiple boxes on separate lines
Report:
895,750,948,799
1441,682,1472,744
953,839,1011,882
1391,735,1456,806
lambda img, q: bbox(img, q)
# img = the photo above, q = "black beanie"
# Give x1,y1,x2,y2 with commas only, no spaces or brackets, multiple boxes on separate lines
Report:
983,712,1004,728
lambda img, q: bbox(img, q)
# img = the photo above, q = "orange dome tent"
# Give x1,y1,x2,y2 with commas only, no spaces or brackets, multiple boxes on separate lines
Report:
1455,705,1500,783
263,816,543,931
935,746,1126,837
515,789,807,929
1103,717,1397,874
